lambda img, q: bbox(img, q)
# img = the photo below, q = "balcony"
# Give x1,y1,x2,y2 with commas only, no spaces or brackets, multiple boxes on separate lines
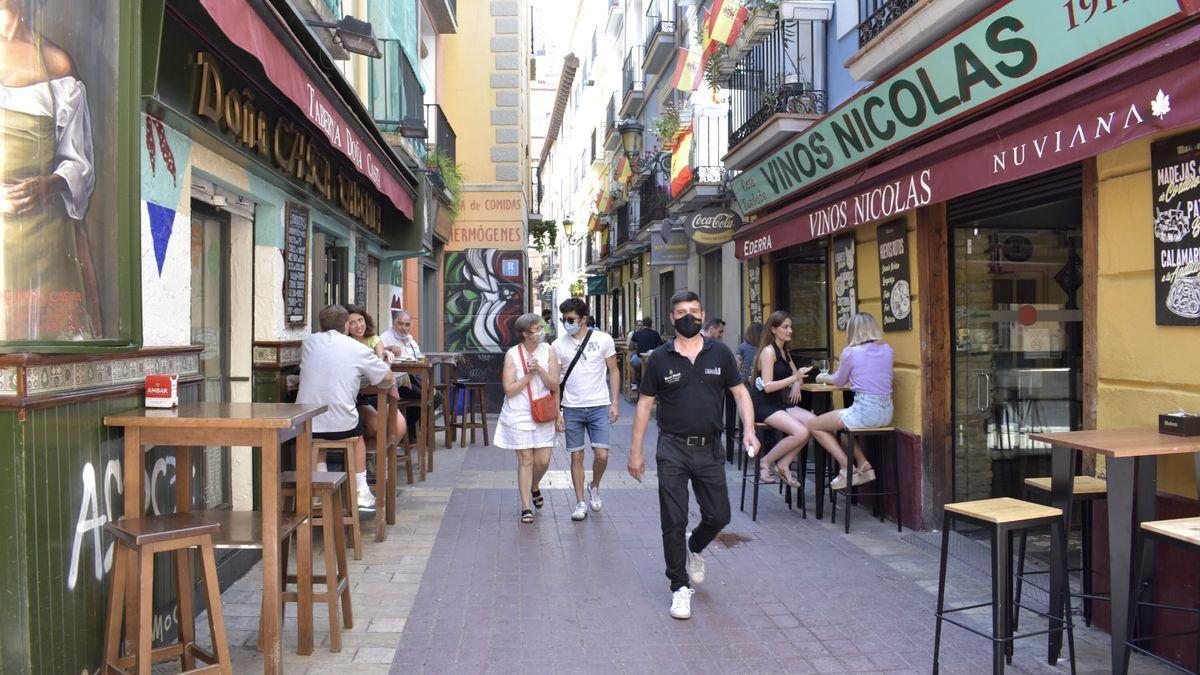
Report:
620,48,645,118
670,115,729,210
590,129,607,169
370,39,426,145
604,95,622,151
606,0,624,37
724,19,826,171
639,168,671,230
424,104,456,165
642,1,677,80
849,0,991,82
426,0,458,34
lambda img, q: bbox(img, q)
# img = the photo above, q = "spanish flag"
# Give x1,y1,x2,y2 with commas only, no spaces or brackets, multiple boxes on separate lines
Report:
587,213,600,233
596,173,613,213
707,0,748,47
670,47,705,92
669,124,694,198
614,154,633,186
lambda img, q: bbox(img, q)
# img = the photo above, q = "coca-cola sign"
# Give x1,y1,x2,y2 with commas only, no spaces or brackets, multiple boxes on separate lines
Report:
685,207,741,245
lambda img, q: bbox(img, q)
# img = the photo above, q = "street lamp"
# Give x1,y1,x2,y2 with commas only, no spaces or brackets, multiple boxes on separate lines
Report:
561,219,585,245
307,15,383,58
616,118,670,176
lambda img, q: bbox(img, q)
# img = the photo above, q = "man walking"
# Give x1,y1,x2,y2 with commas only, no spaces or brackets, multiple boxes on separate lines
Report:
628,317,663,390
701,318,725,341
628,290,758,620
551,297,621,521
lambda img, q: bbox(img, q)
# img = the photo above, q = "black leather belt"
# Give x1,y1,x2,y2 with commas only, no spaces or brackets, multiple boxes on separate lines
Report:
662,433,716,447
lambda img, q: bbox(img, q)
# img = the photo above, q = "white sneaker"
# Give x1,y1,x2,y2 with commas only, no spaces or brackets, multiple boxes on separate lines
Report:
357,489,376,509
831,469,849,491
587,484,602,511
685,533,705,585
669,586,695,619
571,501,588,521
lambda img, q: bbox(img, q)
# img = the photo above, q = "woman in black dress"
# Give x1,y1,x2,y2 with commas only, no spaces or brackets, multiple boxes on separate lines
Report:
750,311,815,486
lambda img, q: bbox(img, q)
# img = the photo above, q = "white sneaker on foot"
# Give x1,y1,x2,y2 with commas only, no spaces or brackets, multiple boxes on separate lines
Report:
571,501,588,521
357,489,376,509
669,586,695,619
831,469,849,490
685,533,706,585
587,483,602,511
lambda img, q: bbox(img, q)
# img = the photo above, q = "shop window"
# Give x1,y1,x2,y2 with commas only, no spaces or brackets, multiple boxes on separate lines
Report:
1,2,138,348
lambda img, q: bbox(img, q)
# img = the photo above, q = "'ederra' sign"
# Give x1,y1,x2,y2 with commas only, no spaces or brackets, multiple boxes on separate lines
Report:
729,0,1179,215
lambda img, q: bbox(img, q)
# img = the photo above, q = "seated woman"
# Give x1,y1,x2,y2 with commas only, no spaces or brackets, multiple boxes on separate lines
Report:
346,305,406,445
807,312,894,490
736,322,763,385
749,311,814,487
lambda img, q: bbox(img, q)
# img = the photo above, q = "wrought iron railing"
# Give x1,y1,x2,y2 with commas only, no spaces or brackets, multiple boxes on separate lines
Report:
370,39,425,135
643,1,677,53
614,202,633,248
728,19,827,148
858,0,918,48
639,169,671,229
606,94,617,137
424,104,456,164
622,48,644,102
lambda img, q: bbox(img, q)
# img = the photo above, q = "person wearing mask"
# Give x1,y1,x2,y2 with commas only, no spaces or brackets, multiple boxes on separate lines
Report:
297,305,394,508
551,297,620,521
807,312,894,490
495,313,561,523
379,309,442,438
628,316,663,390
701,318,725,341
750,311,815,486
629,290,759,620
346,305,406,449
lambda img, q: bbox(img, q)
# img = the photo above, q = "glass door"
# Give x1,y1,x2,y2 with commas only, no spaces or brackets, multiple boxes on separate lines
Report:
190,210,232,510
951,208,1083,503
773,245,829,365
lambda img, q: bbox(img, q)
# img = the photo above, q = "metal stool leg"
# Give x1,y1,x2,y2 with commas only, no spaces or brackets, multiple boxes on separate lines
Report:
1082,501,1094,627
991,526,1009,675
932,512,952,675
1055,518,1078,675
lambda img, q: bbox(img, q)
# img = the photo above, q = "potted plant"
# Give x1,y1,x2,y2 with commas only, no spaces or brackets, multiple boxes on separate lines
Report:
424,146,464,221
741,0,779,46
653,102,682,148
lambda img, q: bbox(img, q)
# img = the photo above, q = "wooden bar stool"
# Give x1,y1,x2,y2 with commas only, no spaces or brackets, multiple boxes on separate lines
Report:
457,382,489,447
276,471,354,653
431,361,458,448
830,427,902,534
933,498,1076,675
738,423,776,522
312,438,364,560
103,514,230,675
1014,476,1109,629
397,432,418,484
1126,516,1200,673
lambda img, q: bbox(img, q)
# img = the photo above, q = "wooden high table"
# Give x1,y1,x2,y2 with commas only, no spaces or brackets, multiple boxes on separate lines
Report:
799,382,848,520
104,402,326,674
1029,429,1200,674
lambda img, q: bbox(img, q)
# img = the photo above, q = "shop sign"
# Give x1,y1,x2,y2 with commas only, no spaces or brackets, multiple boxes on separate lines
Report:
877,222,912,331
747,257,764,324
284,204,310,326
1151,130,1200,326
651,227,689,266
354,237,368,308
685,207,741,245
448,191,526,251
729,0,1180,215
832,235,857,331
587,276,609,296
447,222,524,250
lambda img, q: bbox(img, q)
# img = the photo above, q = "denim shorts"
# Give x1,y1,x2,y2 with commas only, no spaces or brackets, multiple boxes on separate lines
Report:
563,405,611,452
840,393,894,430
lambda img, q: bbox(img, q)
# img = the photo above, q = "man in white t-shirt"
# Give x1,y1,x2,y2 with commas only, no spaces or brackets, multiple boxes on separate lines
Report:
551,297,620,521
297,304,394,508
380,309,441,439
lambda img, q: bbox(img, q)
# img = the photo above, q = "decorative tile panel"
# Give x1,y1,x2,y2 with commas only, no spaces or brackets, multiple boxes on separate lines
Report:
0,367,18,397
253,346,278,365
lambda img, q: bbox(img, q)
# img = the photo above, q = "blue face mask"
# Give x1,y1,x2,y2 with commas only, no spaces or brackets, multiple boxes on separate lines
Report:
563,320,581,336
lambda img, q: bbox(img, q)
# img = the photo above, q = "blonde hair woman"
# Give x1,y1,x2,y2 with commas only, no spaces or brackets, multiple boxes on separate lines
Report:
806,312,894,490
494,312,561,523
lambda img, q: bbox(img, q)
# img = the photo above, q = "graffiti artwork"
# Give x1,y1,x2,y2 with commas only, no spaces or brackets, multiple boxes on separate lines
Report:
444,249,525,352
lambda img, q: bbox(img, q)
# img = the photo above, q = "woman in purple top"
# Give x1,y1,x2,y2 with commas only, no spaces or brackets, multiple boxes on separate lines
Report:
807,313,894,491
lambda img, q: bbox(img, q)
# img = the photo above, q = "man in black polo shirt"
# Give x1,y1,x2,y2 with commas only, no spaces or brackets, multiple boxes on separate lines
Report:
628,290,759,620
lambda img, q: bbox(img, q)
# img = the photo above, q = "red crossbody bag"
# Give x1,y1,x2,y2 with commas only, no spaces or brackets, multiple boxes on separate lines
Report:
518,346,558,423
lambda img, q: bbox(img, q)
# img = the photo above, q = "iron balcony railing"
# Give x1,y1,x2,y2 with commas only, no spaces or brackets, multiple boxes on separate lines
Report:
858,0,918,48
532,165,543,213
424,104,456,164
614,201,634,248
643,1,677,55
606,94,617,136
370,38,425,136
622,48,644,102
639,168,670,229
728,19,827,148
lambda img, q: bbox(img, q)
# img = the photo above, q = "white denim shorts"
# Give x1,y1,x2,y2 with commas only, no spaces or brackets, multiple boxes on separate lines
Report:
840,393,894,430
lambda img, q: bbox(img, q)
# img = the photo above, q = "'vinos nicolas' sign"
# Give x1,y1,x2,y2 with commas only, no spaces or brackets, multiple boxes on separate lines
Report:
729,0,1180,214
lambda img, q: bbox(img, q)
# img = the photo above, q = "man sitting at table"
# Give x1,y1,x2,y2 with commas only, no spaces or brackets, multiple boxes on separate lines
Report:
380,309,443,440
298,304,394,509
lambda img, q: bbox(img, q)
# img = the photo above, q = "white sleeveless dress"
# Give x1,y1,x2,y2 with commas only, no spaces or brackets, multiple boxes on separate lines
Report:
493,343,557,449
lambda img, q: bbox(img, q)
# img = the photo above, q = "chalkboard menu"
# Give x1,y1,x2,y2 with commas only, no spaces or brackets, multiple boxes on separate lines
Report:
354,237,368,308
832,234,857,331
1151,130,1200,326
877,221,912,331
284,203,310,326
747,257,763,324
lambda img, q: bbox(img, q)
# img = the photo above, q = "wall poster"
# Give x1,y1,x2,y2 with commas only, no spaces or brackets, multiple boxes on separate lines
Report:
1,2,122,342
877,221,912,331
1151,130,1200,326
832,234,857,331
354,237,367,307
284,203,310,326
747,256,763,324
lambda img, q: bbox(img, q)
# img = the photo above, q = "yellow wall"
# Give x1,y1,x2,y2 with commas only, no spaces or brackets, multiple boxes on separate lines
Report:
1097,134,1200,499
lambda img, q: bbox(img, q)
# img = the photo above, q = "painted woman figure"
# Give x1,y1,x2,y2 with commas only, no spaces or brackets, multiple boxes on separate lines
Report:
0,0,96,340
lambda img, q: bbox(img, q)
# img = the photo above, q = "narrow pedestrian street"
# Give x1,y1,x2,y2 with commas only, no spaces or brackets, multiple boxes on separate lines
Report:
205,399,1171,674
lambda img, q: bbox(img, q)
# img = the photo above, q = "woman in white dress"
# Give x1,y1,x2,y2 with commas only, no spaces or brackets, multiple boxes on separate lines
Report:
494,312,560,523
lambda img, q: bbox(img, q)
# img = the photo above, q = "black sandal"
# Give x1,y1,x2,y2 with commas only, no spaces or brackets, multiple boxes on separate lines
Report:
520,509,535,524
531,489,544,509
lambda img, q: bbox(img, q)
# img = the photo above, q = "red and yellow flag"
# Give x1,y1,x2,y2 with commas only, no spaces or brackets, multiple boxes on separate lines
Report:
707,0,748,47
614,154,633,186
596,172,613,212
669,47,705,92
669,124,694,198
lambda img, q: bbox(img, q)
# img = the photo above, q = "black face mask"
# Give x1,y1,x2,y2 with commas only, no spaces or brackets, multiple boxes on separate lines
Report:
673,314,702,338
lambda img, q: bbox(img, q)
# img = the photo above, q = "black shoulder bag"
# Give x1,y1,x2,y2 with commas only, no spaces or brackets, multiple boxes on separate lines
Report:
558,328,593,408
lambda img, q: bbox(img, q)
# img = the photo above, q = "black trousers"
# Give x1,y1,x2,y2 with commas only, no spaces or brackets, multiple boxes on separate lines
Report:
656,434,731,591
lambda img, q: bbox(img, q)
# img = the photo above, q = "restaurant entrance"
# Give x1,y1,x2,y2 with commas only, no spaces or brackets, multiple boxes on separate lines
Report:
949,167,1084,503
190,206,233,510
771,244,829,364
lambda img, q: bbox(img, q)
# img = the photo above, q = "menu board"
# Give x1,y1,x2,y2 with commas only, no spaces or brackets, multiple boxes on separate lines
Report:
747,257,763,324
877,221,912,331
832,234,857,331
1151,131,1200,326
354,237,368,308
284,203,310,326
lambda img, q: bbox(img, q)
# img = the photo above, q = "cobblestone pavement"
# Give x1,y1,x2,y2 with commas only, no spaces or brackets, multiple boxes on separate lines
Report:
200,399,1172,674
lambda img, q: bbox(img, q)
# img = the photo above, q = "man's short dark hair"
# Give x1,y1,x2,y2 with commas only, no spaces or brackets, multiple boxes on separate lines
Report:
541,309,552,318
318,304,349,332
703,317,725,331
641,317,652,328
559,297,588,318
670,289,702,309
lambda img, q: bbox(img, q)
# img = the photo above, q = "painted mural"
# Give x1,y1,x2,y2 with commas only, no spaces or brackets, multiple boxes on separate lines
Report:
444,249,524,352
